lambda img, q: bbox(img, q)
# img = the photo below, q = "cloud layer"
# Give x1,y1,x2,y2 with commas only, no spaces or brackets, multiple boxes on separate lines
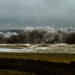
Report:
0,0,75,29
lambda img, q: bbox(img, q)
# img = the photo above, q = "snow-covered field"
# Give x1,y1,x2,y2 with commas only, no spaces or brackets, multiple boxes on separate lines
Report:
0,44,75,53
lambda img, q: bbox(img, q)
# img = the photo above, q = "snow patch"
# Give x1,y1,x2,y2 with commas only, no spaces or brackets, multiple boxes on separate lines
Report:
36,47,48,50
0,48,20,52
64,49,68,52
24,44,30,47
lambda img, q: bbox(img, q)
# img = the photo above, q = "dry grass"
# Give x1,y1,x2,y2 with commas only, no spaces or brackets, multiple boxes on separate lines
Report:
0,70,36,75
0,44,29,49
0,44,75,63
0,52,75,75
0,44,75,75
0,53,75,63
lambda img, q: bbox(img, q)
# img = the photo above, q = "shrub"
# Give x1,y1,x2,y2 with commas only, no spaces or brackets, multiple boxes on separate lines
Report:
65,32,75,44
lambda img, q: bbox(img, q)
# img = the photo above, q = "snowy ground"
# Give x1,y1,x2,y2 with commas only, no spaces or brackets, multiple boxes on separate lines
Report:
0,44,75,53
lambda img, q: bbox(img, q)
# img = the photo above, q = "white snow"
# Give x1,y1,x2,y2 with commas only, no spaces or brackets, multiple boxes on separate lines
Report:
22,49,34,52
64,49,68,52
24,26,56,33
56,43,68,45
0,48,20,52
24,44,30,47
51,43,68,47
35,47,49,50
0,44,16,46
0,48,34,53
4,32,18,38
0,44,74,53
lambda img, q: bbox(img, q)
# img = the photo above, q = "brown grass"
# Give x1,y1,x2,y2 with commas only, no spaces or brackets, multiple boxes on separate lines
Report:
0,70,36,75
0,53,75,63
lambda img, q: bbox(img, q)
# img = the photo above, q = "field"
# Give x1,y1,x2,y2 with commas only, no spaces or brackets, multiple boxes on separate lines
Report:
0,53,75,63
0,44,75,75
0,44,75,53
0,53,75,75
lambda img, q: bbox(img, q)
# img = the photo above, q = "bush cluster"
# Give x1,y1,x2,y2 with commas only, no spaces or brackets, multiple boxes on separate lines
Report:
0,28,75,44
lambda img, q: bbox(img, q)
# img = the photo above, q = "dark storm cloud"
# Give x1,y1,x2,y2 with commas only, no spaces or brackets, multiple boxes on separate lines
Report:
0,0,75,29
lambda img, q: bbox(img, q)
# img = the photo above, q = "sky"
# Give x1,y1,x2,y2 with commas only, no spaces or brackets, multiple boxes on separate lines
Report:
0,0,75,29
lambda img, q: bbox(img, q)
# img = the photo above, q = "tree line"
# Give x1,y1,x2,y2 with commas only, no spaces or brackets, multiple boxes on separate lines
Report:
0,29,75,44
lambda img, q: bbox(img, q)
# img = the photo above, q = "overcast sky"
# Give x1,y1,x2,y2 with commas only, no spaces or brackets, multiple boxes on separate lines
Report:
0,0,75,29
